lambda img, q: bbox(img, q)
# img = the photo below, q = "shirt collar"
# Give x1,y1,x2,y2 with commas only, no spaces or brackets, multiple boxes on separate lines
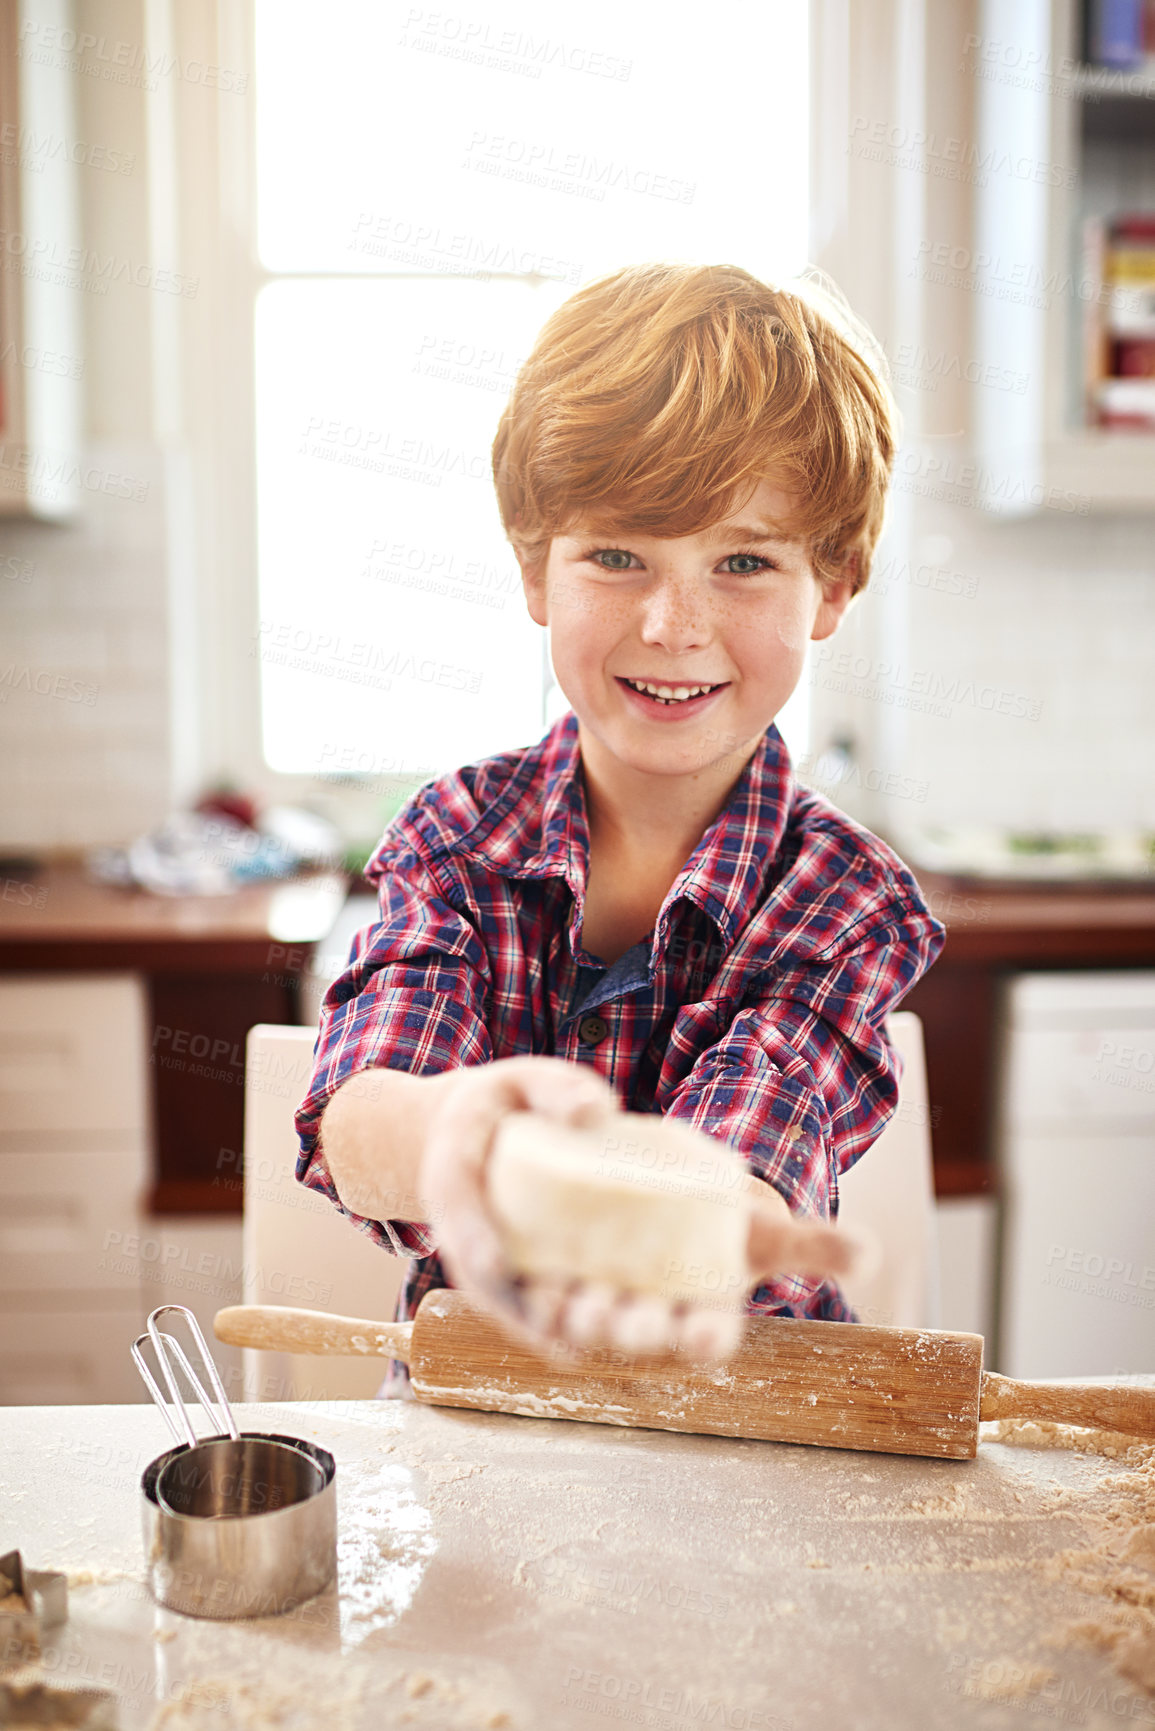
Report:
456,707,795,958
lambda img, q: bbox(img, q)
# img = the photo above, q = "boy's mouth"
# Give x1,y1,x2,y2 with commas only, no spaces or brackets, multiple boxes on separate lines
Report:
616,675,729,711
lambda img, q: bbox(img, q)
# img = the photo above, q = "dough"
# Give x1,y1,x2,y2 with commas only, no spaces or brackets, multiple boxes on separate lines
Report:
487,1110,751,1310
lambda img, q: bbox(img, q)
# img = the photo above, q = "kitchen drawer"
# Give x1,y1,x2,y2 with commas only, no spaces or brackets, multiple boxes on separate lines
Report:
1003,1022,1155,1127
1007,971,1155,1020
999,1131,1155,1378
0,1151,145,1294
0,1302,148,1404
0,973,148,1134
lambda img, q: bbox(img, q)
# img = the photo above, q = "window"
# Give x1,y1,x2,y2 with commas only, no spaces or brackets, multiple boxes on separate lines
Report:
252,0,811,782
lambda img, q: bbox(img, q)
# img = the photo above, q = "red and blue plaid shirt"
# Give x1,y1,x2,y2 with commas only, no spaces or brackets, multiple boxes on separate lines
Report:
295,708,944,1379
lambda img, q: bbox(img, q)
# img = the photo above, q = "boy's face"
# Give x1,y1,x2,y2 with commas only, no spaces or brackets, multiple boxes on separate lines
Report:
518,478,855,783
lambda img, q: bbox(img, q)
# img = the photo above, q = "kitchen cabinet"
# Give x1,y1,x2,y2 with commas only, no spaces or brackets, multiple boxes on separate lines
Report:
903,874,1155,1368
0,972,148,1402
0,864,344,1402
998,970,1155,1378
0,862,347,1212
904,869,1155,1195
971,0,1155,511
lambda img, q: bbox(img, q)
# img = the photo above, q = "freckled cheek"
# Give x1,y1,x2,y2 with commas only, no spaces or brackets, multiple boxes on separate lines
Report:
544,573,592,621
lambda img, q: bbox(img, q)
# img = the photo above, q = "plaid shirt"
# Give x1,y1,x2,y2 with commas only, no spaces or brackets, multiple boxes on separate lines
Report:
295,709,944,1388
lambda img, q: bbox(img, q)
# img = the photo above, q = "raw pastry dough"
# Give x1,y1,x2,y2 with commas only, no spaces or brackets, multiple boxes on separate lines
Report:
487,1110,751,1310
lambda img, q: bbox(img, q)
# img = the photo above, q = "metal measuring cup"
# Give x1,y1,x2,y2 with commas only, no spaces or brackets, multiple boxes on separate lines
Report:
132,1305,336,1619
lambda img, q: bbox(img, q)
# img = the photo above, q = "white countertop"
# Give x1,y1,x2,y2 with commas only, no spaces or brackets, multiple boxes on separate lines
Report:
0,1397,1152,1730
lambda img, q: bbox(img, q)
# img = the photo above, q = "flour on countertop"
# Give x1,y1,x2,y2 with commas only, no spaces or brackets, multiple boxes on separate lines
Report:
988,1420,1155,1698
964,1660,1057,1701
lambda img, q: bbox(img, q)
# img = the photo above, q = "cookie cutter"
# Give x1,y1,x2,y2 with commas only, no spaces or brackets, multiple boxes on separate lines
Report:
0,1548,67,1660
131,1305,336,1620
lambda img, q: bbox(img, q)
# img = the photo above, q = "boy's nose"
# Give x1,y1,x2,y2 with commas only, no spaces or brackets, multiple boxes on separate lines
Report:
638,579,711,653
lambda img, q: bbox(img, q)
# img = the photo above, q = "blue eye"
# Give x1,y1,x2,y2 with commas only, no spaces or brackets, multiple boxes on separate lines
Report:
722,553,776,575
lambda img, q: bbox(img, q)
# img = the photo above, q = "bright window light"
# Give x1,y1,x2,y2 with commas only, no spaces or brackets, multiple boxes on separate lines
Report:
254,0,810,777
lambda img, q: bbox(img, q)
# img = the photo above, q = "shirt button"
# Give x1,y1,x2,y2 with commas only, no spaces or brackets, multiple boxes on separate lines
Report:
578,1013,608,1046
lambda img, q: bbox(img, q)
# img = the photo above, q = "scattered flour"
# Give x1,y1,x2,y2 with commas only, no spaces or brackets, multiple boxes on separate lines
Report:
981,1418,1153,1459
988,1419,1155,1697
965,1661,1057,1701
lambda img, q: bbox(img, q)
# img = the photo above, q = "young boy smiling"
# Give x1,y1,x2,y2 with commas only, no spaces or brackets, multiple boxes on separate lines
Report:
295,263,945,1376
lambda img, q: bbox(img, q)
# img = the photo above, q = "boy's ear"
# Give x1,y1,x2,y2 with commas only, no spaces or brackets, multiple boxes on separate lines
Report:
810,551,859,642
514,542,549,628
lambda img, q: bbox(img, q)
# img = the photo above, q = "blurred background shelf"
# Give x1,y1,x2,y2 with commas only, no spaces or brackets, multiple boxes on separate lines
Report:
973,0,1155,514
1043,430,1155,501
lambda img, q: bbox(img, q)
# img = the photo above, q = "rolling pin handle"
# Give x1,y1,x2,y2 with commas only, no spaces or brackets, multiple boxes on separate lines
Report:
213,1305,414,1364
980,1371,1155,1439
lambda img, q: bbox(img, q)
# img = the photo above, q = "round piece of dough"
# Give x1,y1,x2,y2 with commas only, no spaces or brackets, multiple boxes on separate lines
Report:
487,1110,751,1311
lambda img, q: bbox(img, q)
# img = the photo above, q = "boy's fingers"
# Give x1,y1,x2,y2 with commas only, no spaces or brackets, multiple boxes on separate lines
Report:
677,1307,744,1361
610,1293,675,1353
511,1060,619,1126
428,1058,615,1188
518,1274,573,1341
421,1060,617,1341
560,1281,618,1348
436,1205,507,1298
748,1213,870,1284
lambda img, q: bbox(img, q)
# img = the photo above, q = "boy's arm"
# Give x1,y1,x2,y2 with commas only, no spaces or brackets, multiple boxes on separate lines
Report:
296,841,622,1279
660,898,943,1308
317,1065,453,1226
293,838,494,1256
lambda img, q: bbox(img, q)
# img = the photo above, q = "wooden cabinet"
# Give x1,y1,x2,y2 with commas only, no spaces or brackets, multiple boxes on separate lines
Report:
905,870,1155,1196
0,972,148,1403
0,863,347,1212
0,866,345,1402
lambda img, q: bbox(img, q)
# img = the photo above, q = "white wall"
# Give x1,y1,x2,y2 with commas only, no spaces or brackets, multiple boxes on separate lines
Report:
0,0,179,847
885,505,1154,834
0,448,173,846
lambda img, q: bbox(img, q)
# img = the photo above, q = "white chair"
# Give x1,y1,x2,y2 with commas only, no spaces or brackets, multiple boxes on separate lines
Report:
837,1012,941,1330
239,1010,940,1400
240,1024,404,1401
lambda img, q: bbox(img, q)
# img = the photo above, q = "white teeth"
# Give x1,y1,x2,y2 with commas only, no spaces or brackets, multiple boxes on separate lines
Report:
624,677,719,702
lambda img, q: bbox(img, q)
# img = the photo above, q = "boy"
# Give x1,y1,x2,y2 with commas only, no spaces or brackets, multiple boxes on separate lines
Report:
294,262,945,1379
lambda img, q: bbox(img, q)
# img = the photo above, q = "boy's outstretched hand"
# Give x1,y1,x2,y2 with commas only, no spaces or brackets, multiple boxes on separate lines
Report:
420,1056,865,1361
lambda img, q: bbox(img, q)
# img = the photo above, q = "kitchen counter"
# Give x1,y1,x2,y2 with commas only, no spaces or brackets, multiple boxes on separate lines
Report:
904,871,1155,1197
911,869,1155,968
0,862,347,1212
1,1396,1152,1729
0,861,348,973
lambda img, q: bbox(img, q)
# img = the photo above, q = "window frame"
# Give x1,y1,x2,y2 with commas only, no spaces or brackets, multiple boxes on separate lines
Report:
177,0,562,834
185,0,845,832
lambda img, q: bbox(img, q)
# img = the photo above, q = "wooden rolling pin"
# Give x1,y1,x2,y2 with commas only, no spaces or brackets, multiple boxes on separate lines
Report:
214,1291,1155,1461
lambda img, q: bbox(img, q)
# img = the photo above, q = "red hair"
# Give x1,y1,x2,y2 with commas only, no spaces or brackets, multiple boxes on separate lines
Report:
492,262,898,593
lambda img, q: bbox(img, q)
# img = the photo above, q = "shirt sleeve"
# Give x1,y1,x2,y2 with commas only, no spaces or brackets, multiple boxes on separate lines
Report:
659,898,943,1317
293,838,493,1256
